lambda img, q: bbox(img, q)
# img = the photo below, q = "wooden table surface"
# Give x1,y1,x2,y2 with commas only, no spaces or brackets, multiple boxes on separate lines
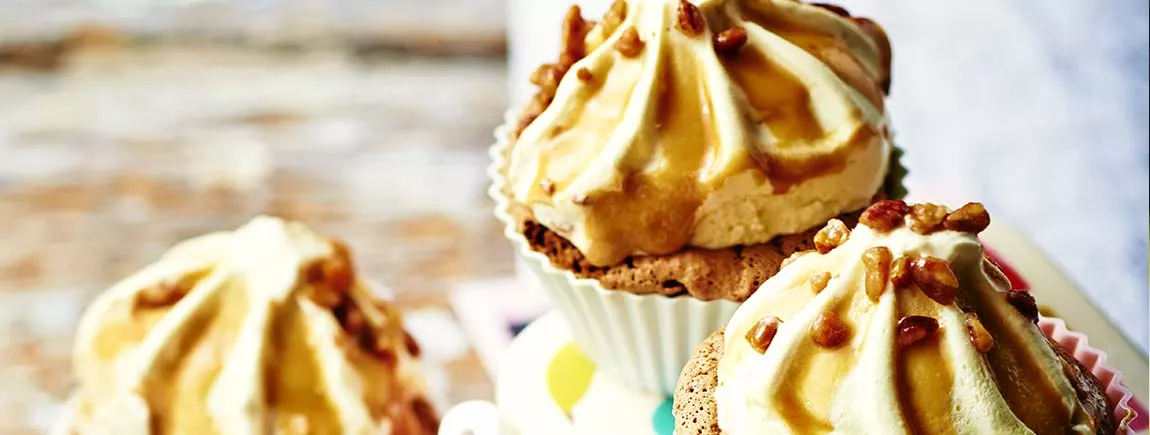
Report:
0,41,510,433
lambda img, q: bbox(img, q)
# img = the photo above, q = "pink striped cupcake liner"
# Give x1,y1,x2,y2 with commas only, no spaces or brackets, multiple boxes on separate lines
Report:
984,247,1145,433
1040,316,1143,434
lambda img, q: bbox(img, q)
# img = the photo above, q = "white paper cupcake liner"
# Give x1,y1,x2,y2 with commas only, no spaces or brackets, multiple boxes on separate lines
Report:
1040,316,1139,434
488,119,738,394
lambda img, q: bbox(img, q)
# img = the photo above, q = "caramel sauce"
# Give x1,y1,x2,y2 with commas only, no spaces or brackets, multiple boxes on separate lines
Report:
773,294,860,433
267,296,341,434
952,265,1075,434
769,28,884,111
532,55,628,198
722,48,822,145
738,3,884,110
147,276,249,434
537,31,716,266
93,304,167,362
721,45,875,193
896,292,955,435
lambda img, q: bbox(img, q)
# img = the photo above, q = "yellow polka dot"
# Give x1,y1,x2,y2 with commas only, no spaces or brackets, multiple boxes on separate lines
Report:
546,343,595,414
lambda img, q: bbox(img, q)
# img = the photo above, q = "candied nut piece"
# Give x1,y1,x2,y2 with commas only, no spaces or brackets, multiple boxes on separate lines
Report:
809,272,832,293
136,282,188,307
575,67,593,81
321,256,354,294
890,255,914,288
896,315,939,348
304,282,344,308
810,312,850,348
530,63,565,95
912,256,959,305
675,0,706,36
814,219,851,254
403,330,422,357
905,203,948,234
601,0,628,34
944,202,991,233
713,27,748,54
335,302,367,336
812,3,850,16
1006,290,1040,324
965,313,994,352
746,316,782,354
862,246,893,301
860,199,909,232
559,5,587,68
615,27,645,57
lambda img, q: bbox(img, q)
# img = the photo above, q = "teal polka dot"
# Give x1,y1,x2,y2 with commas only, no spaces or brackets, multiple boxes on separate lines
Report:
652,396,674,435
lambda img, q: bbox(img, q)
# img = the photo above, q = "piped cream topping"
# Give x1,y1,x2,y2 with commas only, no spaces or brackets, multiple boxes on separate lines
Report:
63,217,430,435
715,208,1097,434
508,0,893,266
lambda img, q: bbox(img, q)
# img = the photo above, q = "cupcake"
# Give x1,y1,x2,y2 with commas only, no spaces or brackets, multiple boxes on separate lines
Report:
674,200,1132,434
53,217,438,434
491,0,901,392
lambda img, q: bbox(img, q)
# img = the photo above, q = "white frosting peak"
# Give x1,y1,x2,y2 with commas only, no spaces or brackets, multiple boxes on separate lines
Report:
716,220,1095,434
59,217,431,435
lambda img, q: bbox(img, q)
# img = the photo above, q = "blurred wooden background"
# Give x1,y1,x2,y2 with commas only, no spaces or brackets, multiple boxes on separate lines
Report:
0,2,513,432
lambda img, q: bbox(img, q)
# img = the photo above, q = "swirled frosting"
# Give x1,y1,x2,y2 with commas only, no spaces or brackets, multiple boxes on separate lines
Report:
715,205,1099,434
58,217,435,435
508,0,893,266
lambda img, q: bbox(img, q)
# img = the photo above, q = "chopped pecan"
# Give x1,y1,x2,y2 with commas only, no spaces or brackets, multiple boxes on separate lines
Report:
860,199,909,232
321,257,354,294
601,0,628,35
863,246,893,301
944,202,991,233
575,67,594,81
965,313,994,352
746,316,782,354
615,27,645,57
912,256,959,305
675,0,706,36
890,255,914,288
559,5,587,68
905,203,948,234
1006,290,1040,324
896,315,939,348
810,312,850,348
713,27,747,54
811,3,850,17
809,272,832,293
335,302,367,336
305,283,344,309
813,219,851,254
530,63,565,95
403,330,422,357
